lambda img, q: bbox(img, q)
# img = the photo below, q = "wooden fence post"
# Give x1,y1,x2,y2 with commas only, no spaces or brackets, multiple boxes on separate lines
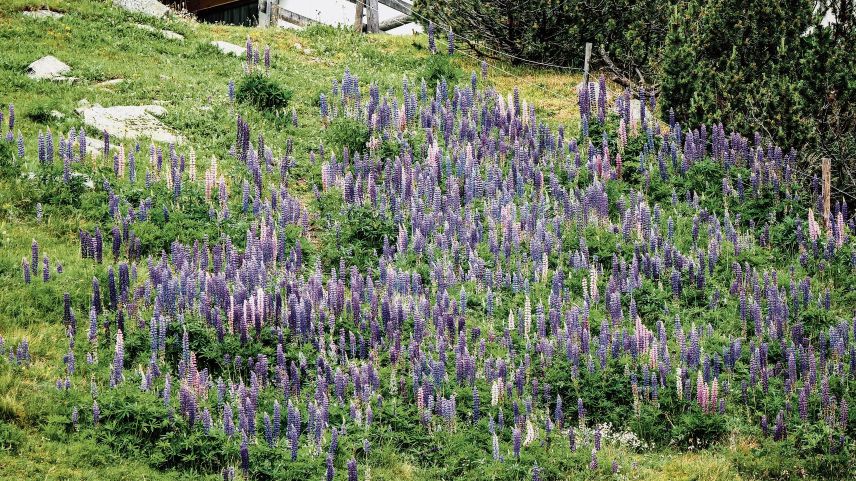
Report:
366,0,380,33
583,42,592,89
258,0,270,27
354,0,364,32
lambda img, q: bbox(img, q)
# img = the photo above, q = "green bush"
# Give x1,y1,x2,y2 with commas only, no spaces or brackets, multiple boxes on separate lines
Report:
319,200,395,271
324,117,370,155
0,421,25,453
421,53,461,91
236,73,292,114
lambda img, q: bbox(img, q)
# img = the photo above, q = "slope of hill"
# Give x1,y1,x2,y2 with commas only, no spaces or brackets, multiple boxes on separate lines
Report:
0,1,853,481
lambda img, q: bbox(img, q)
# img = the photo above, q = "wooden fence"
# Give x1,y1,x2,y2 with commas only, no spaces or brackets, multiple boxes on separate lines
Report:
259,0,412,31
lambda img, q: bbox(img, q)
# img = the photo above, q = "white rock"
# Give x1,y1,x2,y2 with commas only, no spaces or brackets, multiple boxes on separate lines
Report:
134,23,184,40
23,10,64,19
97,79,125,87
113,0,170,17
628,99,650,122
211,41,245,56
161,29,184,41
134,23,158,33
76,104,183,145
27,56,71,80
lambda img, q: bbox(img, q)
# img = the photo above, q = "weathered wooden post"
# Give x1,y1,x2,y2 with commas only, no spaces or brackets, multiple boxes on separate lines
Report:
258,0,271,27
270,0,278,27
354,0,364,31
583,42,592,89
366,0,380,33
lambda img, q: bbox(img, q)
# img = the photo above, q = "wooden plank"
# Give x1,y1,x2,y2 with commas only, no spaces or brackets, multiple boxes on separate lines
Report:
273,5,317,27
379,14,410,30
343,0,411,15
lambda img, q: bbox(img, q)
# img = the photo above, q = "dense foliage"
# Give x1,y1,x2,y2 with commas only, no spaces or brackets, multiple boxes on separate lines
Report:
661,0,856,189
412,0,669,83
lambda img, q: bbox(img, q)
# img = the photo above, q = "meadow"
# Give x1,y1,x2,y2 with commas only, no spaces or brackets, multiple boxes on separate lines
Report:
0,2,853,480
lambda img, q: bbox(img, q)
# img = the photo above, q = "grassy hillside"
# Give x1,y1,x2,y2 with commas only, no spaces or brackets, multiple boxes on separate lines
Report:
0,1,853,481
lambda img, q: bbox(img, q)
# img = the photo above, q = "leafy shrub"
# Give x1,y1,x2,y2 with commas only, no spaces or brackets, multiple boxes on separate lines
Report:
324,117,370,154
320,202,395,271
420,53,461,91
236,73,292,114
670,408,727,448
0,421,25,453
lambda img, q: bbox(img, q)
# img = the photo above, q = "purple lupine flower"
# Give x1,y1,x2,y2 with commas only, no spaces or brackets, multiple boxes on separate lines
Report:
111,330,124,386
31,239,39,273
773,410,786,440
329,427,339,455
447,28,454,55
590,449,598,470
92,400,100,426
228,79,235,103
512,426,521,458
240,436,250,474
223,404,235,438
326,454,335,481
427,22,436,54
347,458,358,481
42,255,50,282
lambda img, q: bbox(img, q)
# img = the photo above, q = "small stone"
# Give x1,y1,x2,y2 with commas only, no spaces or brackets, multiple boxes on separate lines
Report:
23,10,64,19
97,79,125,87
113,0,170,18
134,23,184,41
161,30,183,41
27,56,71,80
211,41,245,56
